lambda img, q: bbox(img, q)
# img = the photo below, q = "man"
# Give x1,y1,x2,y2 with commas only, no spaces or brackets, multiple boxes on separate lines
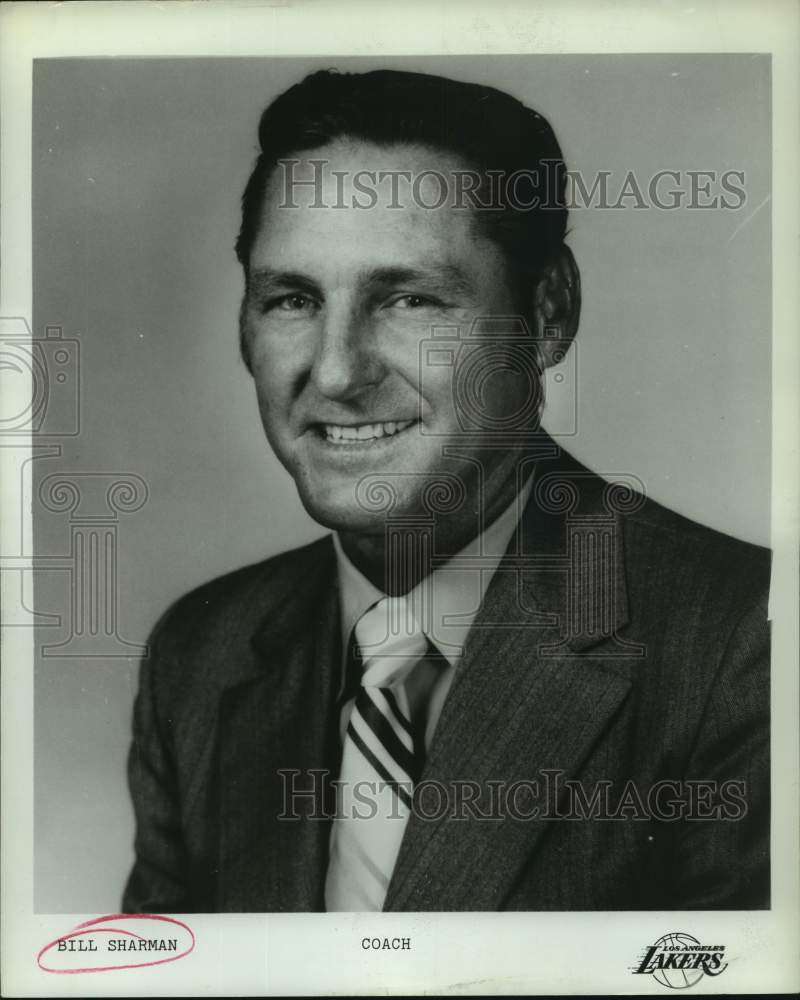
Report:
123,69,770,912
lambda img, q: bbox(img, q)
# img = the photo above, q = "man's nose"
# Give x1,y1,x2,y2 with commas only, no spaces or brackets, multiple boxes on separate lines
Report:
310,300,383,401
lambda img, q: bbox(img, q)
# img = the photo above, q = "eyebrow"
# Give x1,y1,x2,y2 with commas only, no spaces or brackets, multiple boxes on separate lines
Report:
247,269,320,295
366,265,473,296
247,263,473,298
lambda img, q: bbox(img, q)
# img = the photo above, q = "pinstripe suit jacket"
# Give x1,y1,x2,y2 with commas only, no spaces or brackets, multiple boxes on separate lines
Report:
123,441,770,912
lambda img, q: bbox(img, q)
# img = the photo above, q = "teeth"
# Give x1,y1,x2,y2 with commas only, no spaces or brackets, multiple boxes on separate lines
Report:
323,420,413,443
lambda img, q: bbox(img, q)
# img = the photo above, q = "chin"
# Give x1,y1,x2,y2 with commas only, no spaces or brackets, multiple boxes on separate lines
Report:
295,487,389,535
296,474,442,536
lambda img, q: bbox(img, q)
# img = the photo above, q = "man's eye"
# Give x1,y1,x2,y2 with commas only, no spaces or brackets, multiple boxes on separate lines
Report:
266,294,316,314
390,294,440,310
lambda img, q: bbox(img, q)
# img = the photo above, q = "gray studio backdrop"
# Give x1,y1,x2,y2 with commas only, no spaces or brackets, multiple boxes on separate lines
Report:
32,54,771,912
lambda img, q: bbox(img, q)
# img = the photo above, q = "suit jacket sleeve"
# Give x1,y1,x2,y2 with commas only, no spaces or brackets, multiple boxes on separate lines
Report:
122,618,190,913
669,597,771,908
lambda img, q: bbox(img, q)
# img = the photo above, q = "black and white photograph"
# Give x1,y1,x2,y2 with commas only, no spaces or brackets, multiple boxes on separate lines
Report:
1,1,798,995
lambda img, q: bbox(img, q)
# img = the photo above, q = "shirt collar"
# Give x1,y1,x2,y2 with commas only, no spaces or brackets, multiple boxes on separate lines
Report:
333,473,533,667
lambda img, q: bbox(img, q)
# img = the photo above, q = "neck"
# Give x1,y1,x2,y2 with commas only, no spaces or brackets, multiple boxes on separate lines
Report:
337,466,524,594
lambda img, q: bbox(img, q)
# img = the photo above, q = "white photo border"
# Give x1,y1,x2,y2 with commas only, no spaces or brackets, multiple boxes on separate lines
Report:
1,1,798,995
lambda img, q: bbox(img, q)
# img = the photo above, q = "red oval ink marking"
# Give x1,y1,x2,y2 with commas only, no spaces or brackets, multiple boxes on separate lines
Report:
37,913,195,974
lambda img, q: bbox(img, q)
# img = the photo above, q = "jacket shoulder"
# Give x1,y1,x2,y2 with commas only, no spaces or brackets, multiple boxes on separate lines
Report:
625,492,770,608
537,440,770,612
148,533,336,660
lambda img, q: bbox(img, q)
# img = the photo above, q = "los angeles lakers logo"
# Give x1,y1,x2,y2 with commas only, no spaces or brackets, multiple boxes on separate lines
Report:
631,932,728,989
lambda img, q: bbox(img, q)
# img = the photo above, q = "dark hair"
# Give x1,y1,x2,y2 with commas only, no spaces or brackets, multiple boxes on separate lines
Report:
235,68,568,285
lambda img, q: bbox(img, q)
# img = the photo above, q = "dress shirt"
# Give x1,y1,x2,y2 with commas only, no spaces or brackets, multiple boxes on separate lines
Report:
333,475,533,751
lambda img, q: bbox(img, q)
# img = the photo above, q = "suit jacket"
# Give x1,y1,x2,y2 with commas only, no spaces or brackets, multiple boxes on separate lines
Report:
123,441,770,912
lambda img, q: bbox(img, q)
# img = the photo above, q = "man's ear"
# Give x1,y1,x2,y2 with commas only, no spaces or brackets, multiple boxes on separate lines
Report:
239,295,254,374
531,244,581,369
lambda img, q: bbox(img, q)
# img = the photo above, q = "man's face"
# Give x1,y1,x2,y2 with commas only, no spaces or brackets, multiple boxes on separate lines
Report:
241,140,538,535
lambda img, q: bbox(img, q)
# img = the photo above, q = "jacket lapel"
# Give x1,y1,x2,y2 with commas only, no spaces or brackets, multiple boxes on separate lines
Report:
384,446,637,911
217,540,341,912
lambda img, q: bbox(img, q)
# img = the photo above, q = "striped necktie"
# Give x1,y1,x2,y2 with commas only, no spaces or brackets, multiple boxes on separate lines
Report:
325,596,428,911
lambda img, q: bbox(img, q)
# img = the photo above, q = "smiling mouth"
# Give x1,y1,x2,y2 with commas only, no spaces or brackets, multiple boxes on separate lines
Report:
317,419,417,444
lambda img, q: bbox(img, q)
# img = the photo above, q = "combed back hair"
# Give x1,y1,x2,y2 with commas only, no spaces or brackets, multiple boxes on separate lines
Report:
235,68,568,287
